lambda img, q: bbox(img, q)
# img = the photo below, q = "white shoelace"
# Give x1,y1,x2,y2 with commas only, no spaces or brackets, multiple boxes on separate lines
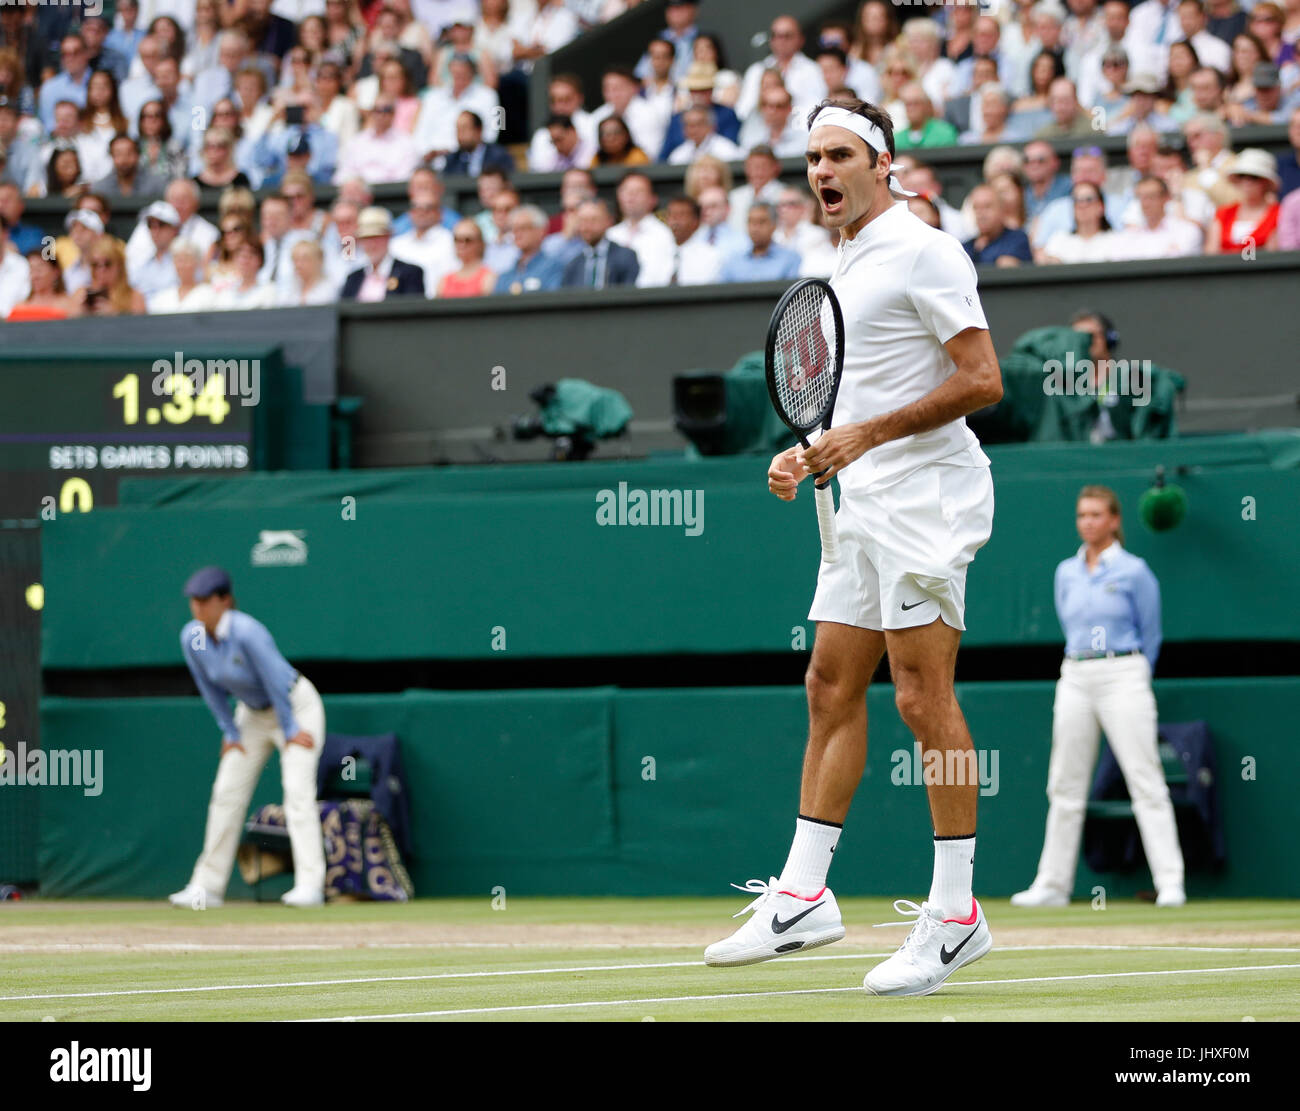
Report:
871,899,939,965
728,877,782,919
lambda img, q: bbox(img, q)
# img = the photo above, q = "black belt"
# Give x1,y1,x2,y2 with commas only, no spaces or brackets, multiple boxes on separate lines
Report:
1066,649,1140,661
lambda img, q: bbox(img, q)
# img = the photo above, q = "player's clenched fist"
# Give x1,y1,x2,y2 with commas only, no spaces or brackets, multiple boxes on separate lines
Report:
768,446,806,500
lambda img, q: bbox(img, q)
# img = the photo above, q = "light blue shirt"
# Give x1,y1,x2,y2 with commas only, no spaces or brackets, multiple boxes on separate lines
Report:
129,251,179,298
181,609,302,742
37,70,91,130
1055,542,1162,667
495,250,563,294
717,243,801,284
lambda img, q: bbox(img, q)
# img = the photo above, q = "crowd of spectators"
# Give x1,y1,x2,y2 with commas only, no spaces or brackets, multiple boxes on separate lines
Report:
2,0,1298,318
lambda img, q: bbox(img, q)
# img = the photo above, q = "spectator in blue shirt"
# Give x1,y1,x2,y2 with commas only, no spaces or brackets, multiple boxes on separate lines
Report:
81,15,129,85
170,567,328,910
105,0,146,66
963,184,1034,266
717,202,801,283
635,0,700,84
253,127,338,189
1022,141,1073,221
0,181,44,255
496,204,563,293
1012,486,1186,909
38,32,93,131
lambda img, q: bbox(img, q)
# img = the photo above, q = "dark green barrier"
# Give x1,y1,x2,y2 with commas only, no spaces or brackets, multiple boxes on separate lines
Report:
42,434,1300,670
35,678,1300,898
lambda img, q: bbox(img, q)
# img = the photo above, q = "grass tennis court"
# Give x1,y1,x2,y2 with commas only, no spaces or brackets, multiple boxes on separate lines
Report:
3,898,1297,1022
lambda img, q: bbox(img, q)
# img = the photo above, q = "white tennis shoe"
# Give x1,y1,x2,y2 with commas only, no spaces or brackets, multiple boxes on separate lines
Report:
168,883,222,910
281,885,324,907
864,898,992,997
705,877,845,967
1010,884,1069,907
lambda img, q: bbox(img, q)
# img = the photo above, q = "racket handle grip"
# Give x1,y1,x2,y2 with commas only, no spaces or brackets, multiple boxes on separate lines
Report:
814,481,839,564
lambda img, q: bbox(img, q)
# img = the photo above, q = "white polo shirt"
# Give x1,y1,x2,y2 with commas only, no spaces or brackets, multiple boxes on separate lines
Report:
827,200,990,497
608,215,676,288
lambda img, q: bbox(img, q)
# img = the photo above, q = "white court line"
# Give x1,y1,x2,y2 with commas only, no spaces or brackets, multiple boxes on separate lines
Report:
299,964,1300,1021
4,945,1298,1004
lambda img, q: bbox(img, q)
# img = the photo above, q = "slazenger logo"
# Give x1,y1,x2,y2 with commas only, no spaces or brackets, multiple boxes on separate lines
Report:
250,530,308,566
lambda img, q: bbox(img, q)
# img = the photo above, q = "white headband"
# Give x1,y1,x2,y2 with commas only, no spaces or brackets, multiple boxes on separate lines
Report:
809,106,916,198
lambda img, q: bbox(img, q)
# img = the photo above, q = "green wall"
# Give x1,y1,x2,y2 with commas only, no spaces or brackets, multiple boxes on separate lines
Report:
34,678,1299,899
41,435,1300,669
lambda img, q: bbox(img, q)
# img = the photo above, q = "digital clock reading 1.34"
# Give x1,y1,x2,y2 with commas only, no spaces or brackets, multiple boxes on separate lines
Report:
110,371,232,426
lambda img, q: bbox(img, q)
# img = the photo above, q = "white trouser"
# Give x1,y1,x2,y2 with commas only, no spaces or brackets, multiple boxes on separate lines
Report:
190,675,326,897
1032,654,1185,895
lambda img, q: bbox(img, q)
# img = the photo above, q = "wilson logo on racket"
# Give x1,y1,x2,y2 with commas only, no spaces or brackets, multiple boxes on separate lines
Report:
782,322,829,390
764,278,846,564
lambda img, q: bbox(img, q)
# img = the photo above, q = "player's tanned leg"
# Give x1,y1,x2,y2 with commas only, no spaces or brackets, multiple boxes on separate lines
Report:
800,621,886,821
884,618,977,835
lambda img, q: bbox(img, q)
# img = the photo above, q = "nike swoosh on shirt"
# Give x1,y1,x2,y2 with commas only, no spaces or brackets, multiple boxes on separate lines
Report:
900,600,928,611
771,903,824,934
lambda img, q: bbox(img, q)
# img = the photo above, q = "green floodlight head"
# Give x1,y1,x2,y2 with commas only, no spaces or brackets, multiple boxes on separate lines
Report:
1139,464,1188,532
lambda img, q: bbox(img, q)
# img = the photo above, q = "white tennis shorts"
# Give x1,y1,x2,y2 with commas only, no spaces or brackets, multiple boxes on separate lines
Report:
808,461,994,632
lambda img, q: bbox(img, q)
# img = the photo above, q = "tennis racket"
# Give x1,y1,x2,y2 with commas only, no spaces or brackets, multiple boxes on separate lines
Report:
764,277,846,564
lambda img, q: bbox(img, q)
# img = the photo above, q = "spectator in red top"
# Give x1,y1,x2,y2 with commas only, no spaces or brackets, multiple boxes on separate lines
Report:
1207,147,1281,252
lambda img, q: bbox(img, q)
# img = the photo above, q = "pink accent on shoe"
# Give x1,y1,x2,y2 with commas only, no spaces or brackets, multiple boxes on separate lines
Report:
943,898,979,925
778,886,827,901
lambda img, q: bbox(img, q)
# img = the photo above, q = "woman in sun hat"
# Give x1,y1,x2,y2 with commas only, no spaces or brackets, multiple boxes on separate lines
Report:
1206,147,1281,252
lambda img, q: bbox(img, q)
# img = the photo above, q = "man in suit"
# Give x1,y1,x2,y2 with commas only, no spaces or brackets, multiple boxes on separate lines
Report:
561,199,640,289
441,111,516,178
340,206,426,301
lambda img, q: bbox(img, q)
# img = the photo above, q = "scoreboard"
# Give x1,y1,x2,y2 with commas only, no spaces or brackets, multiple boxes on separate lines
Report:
0,345,285,520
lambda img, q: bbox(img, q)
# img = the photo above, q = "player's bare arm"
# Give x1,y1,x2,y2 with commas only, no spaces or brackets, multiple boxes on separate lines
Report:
767,446,807,500
800,326,1002,481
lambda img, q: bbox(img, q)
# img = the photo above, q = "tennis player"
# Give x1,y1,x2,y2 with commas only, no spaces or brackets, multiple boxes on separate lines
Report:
169,567,327,909
705,98,1004,996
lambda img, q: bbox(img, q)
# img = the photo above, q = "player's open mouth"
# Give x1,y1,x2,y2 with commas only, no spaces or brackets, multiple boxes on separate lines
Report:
820,187,844,214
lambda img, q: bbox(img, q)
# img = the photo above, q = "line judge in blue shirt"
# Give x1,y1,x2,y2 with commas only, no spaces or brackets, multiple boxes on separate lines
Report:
1013,486,1186,908
170,567,327,909
716,202,801,284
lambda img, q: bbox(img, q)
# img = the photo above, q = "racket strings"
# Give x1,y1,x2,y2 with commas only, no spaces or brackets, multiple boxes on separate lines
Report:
771,286,839,432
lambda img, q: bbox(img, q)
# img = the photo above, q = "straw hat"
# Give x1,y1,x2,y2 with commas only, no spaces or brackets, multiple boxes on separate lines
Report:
356,206,394,238
682,62,718,91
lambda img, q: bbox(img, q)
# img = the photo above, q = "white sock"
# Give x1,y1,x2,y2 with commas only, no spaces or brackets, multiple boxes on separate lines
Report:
930,834,976,921
777,816,841,896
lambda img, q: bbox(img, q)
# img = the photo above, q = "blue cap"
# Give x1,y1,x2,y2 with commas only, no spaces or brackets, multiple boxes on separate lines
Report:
183,566,232,598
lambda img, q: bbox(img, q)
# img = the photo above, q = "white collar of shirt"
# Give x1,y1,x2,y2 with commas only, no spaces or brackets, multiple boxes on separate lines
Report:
839,200,906,255
215,609,234,642
367,254,395,279
1077,541,1123,566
